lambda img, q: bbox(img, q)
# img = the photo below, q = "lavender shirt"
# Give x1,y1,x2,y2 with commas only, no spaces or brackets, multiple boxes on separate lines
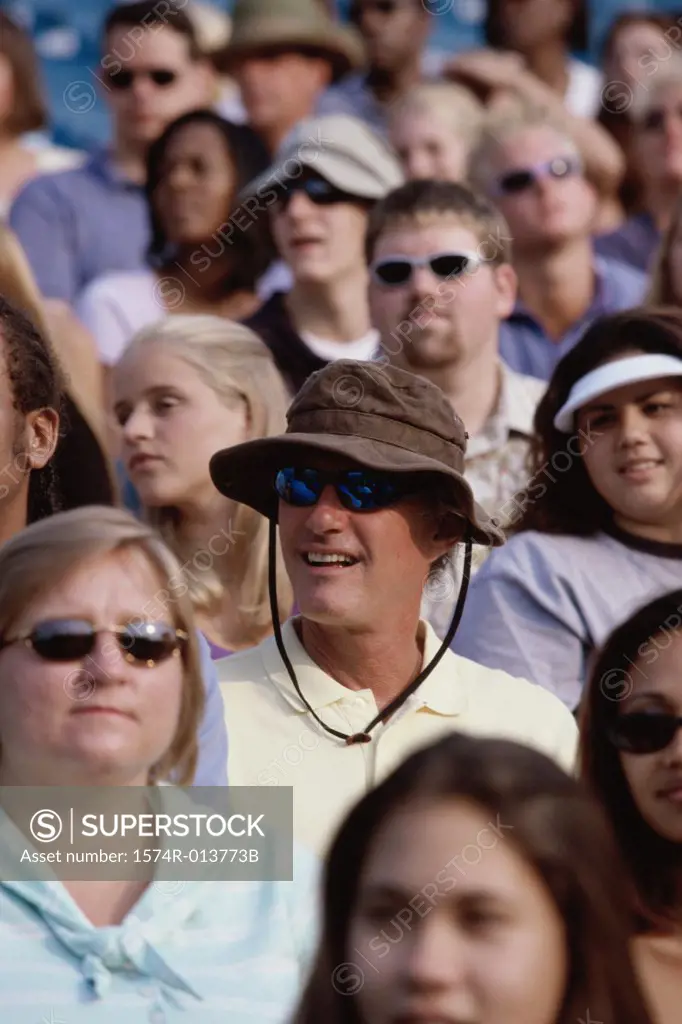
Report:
594,212,660,275
453,525,682,710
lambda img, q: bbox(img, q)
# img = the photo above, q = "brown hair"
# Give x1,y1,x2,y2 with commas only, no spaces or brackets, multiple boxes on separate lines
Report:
580,588,682,931
365,179,512,266
0,12,47,135
102,0,201,59
0,505,205,784
600,11,680,69
295,733,653,1024
647,196,682,305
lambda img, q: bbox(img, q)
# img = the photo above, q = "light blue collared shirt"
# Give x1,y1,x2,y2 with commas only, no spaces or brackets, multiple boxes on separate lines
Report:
0,847,318,1023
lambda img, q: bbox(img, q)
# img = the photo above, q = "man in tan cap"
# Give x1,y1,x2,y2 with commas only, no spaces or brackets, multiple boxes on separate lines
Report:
217,0,364,153
242,113,402,396
210,359,577,854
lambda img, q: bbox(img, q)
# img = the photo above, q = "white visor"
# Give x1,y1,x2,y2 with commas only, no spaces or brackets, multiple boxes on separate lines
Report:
553,354,682,433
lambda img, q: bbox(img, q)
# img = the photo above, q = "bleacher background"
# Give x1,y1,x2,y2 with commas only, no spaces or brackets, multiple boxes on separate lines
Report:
0,0,681,151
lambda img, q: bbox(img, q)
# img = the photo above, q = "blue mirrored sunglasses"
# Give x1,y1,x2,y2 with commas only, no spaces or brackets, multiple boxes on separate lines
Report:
275,467,413,511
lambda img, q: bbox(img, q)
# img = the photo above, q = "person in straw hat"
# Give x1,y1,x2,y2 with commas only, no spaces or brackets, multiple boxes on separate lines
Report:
210,359,577,854
216,0,365,153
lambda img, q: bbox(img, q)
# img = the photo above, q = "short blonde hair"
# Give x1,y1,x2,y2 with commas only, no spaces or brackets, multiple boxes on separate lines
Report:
469,102,580,194
389,81,484,148
122,315,293,646
0,505,204,785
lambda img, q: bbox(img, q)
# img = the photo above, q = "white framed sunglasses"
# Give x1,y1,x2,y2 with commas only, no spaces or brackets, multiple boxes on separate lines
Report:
370,250,483,287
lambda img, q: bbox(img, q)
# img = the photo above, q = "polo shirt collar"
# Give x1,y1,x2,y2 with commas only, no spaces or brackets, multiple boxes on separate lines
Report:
261,618,468,718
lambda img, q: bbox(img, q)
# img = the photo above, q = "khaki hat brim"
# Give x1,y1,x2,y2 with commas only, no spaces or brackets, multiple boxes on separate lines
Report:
216,23,364,81
210,433,504,547
243,142,400,202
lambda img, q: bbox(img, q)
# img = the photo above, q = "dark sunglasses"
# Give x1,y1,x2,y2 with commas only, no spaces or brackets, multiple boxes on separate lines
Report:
276,176,357,211
370,250,481,287
491,155,582,198
350,0,400,19
275,467,415,512
0,619,188,666
608,711,682,754
106,68,178,91
641,105,682,132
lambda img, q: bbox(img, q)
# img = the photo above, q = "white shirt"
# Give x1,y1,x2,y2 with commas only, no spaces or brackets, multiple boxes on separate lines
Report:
75,264,292,366
565,59,603,119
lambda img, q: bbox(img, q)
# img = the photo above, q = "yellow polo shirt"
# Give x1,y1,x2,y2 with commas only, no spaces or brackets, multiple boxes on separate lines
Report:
217,619,578,854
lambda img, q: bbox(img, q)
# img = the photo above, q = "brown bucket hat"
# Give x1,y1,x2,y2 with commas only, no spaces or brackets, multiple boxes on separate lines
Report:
210,359,504,547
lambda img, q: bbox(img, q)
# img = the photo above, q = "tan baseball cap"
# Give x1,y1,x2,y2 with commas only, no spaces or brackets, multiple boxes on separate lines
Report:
241,114,404,203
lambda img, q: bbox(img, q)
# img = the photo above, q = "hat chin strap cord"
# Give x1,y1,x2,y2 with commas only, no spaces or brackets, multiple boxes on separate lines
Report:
267,518,473,746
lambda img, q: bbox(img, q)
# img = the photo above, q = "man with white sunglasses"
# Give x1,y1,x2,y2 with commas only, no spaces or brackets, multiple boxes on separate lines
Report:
469,107,646,381
367,178,545,618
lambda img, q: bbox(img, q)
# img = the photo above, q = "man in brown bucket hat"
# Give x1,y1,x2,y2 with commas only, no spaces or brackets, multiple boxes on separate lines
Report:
210,359,577,853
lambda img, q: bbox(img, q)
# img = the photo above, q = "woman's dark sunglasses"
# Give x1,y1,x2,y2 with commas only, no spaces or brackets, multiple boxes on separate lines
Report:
641,104,682,132
370,251,481,287
276,176,357,211
106,68,177,91
275,467,414,512
492,155,582,197
0,619,188,666
608,711,682,754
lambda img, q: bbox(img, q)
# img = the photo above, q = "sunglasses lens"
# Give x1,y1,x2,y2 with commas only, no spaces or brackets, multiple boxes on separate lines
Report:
610,712,679,754
499,170,534,194
373,260,412,286
643,110,665,131
430,254,473,278
338,471,404,511
275,468,322,507
119,623,183,664
108,69,134,90
30,619,96,661
150,70,176,86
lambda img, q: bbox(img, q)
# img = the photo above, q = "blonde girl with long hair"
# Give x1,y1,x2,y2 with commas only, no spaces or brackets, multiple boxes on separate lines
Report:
113,315,293,656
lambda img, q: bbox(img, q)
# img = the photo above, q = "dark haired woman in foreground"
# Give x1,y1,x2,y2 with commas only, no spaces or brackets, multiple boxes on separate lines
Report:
294,732,653,1024
455,308,682,710
581,588,682,1024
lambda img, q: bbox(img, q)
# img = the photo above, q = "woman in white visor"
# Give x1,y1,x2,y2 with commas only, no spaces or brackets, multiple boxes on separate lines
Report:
455,308,682,712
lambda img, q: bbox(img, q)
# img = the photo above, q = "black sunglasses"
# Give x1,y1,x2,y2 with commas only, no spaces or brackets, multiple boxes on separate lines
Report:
0,619,188,667
492,156,582,197
641,105,682,132
370,251,481,287
608,711,682,754
106,68,178,91
276,176,357,211
275,467,416,512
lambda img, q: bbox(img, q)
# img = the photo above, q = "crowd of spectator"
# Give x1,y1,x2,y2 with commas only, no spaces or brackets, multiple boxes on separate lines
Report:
0,1,681,1022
